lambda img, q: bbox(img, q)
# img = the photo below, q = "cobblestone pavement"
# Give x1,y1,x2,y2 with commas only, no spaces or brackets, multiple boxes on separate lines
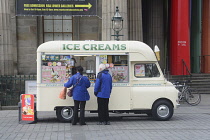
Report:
0,94,210,140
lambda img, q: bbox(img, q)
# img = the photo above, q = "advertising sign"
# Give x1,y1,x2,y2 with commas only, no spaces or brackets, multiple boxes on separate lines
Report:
16,0,97,16
21,94,35,121
109,66,128,83
42,66,67,83
99,55,107,64
135,64,145,76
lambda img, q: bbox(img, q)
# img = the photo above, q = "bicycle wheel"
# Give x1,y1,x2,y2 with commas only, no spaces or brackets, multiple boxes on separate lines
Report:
184,88,201,106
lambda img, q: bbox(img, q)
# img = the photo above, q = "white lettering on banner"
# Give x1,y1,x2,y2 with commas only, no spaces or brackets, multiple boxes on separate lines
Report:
178,41,187,46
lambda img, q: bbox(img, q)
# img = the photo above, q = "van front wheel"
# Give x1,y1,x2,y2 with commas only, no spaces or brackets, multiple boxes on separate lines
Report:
152,100,173,121
56,106,74,122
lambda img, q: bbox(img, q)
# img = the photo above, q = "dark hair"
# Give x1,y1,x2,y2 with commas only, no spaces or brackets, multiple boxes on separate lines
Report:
76,66,83,75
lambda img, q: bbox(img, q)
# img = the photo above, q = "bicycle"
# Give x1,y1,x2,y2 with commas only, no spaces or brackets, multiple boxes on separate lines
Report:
173,80,201,106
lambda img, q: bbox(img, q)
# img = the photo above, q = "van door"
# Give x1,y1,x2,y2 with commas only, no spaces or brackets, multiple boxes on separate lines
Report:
130,62,166,110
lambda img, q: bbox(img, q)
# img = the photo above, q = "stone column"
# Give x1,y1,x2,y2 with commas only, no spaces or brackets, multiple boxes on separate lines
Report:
102,0,128,41
191,0,202,73
142,0,165,70
128,0,143,41
0,0,14,75
201,0,210,73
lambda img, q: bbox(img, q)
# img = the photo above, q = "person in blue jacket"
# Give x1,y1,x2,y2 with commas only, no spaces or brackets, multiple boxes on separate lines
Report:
94,64,112,125
64,66,90,125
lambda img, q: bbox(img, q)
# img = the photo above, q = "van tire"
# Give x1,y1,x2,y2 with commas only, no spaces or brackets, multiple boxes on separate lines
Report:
152,100,173,121
56,106,74,122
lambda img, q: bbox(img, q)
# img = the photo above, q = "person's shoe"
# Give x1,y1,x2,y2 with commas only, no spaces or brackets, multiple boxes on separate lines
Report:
97,122,103,125
71,119,77,125
105,121,110,125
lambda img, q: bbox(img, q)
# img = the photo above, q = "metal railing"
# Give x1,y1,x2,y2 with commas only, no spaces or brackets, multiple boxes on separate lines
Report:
178,59,192,82
182,59,192,76
0,75,36,106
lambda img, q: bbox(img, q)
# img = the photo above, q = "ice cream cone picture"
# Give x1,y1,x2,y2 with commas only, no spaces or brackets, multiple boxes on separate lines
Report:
154,45,160,61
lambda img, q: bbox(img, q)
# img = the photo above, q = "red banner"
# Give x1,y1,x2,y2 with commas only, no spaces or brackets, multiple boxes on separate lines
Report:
21,94,35,121
170,0,190,75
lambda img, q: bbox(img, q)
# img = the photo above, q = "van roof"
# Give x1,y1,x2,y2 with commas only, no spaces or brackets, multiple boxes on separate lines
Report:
37,41,157,61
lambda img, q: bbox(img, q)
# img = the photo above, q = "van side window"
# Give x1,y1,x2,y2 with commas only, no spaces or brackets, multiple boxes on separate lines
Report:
134,63,160,78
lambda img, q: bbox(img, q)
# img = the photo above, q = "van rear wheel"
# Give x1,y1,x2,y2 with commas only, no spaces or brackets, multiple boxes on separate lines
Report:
56,106,74,122
152,100,173,121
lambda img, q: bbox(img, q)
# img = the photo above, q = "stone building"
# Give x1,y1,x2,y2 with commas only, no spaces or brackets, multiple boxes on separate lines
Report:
0,0,209,76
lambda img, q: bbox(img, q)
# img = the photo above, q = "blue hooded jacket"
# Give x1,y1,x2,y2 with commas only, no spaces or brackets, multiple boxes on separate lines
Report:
64,73,90,101
94,69,112,98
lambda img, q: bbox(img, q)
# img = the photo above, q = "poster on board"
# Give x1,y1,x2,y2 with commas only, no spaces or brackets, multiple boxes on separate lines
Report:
21,94,35,121
99,55,107,64
41,66,67,83
135,64,145,76
109,66,128,83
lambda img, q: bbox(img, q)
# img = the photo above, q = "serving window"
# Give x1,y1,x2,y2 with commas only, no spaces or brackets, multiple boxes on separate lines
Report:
134,63,160,78
40,54,129,84
100,55,129,83
41,54,96,84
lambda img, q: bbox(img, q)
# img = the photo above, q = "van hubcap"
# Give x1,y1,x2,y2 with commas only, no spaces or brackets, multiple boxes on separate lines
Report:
157,105,169,118
61,107,73,120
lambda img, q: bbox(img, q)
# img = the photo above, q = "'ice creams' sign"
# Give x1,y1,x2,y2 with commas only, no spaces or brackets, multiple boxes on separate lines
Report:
62,44,127,51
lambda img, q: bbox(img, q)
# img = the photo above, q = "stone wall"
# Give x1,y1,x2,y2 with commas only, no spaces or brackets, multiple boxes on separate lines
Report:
17,16,38,75
73,0,102,41
0,0,166,75
16,0,102,74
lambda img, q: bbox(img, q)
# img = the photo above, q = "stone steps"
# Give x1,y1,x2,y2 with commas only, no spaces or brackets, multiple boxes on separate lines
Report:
168,73,210,94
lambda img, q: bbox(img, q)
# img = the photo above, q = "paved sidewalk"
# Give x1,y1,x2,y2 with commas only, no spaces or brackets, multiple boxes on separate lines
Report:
0,94,210,140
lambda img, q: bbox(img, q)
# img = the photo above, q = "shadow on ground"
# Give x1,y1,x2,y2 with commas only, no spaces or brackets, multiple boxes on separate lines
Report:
37,114,154,123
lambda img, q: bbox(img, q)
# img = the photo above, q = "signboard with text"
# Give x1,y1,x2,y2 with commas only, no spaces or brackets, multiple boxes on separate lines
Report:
21,94,35,121
16,0,97,16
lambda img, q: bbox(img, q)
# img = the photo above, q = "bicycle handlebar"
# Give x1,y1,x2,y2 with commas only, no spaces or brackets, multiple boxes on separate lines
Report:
173,80,191,86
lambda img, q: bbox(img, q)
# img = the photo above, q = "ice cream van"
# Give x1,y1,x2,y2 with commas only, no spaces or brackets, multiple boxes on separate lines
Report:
36,41,179,122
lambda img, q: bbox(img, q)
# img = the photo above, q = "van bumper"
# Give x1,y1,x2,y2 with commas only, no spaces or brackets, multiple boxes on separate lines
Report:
176,103,180,108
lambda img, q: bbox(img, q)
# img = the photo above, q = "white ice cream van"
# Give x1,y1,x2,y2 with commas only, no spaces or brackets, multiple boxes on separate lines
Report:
36,41,179,121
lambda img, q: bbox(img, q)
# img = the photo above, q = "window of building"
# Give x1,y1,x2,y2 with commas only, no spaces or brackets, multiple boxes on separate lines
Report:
43,16,73,42
134,63,160,78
